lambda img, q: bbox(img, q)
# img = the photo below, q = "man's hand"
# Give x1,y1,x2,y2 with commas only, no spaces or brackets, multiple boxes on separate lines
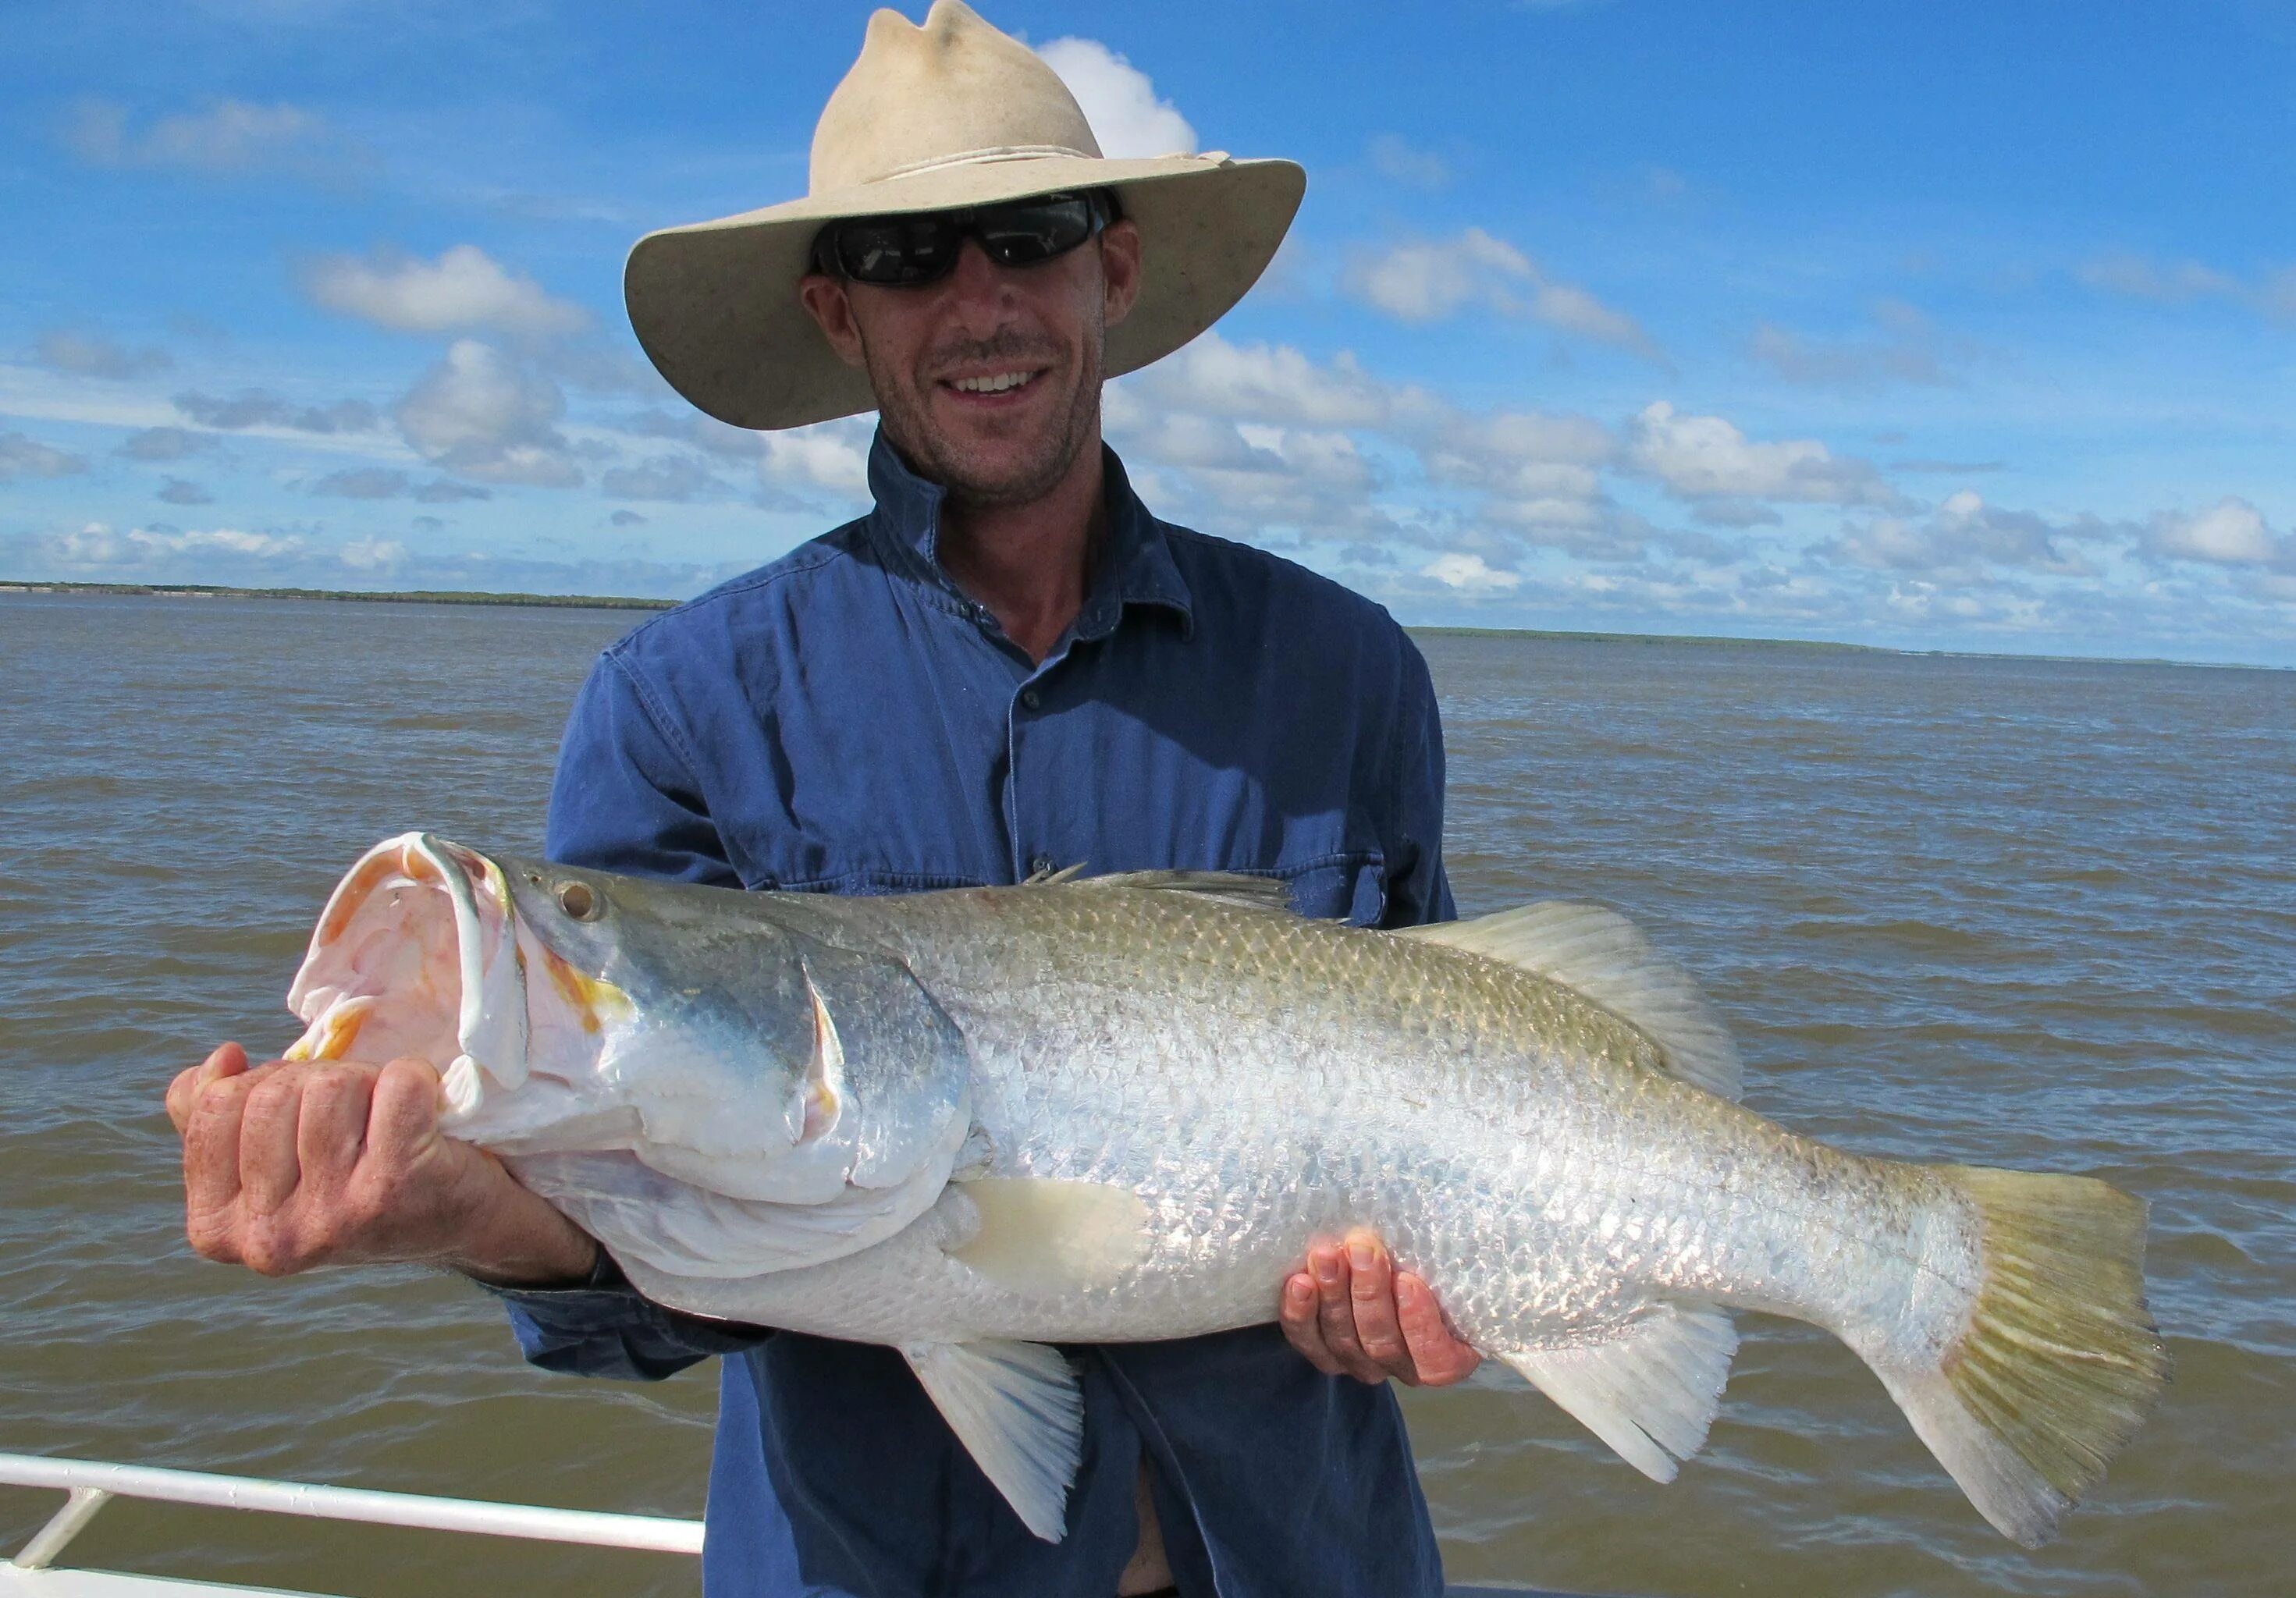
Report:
167,1042,599,1287
1279,1227,1481,1387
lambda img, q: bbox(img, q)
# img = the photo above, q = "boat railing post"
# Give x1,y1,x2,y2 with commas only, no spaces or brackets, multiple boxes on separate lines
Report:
10,1485,115,1571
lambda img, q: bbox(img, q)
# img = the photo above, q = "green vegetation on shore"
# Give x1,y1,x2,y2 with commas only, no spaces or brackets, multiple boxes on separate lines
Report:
1410,624,1881,654
0,580,675,611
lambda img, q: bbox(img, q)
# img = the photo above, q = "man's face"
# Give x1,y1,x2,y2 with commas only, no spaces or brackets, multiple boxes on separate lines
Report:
798,215,1143,506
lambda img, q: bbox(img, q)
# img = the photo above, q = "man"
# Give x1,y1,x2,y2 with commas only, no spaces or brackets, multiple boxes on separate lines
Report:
167,5,1478,1593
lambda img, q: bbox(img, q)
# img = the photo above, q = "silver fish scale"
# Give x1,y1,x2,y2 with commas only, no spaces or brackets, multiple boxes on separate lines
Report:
651,883,1981,1373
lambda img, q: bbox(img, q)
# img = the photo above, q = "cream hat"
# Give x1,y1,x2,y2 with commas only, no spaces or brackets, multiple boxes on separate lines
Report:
623,0,1306,431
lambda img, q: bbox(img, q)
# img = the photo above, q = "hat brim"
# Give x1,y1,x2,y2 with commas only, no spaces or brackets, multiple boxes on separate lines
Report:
624,154,1306,431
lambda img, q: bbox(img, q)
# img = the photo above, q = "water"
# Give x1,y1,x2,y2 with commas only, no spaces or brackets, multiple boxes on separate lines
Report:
2,592,2290,1597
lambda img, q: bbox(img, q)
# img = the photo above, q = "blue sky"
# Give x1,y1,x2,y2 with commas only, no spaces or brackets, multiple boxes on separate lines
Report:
3,0,2293,664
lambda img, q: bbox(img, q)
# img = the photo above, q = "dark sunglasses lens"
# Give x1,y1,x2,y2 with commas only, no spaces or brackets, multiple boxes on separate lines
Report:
836,216,962,285
975,199,1096,266
828,196,1100,285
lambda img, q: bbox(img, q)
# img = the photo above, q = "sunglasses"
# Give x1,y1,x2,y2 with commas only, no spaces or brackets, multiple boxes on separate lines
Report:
812,191,1119,288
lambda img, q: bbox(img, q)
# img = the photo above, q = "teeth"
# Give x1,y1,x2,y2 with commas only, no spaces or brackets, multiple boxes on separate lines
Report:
951,371,1033,393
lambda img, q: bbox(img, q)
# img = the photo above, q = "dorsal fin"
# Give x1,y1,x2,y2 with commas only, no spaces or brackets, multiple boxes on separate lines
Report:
1046,869,1295,914
1399,902,1741,1099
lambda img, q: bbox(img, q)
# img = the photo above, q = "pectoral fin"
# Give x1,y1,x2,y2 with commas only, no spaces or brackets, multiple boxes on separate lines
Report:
1502,1301,1740,1482
901,1338,1084,1543
945,1177,1151,1294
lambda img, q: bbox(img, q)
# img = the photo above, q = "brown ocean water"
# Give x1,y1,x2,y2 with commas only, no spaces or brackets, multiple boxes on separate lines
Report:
1,591,2290,1597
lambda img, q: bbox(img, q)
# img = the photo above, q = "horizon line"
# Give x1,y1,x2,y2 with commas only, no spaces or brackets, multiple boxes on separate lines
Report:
3,578,2286,675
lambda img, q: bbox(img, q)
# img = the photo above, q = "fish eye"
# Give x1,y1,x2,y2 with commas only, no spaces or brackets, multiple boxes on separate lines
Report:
556,881,602,921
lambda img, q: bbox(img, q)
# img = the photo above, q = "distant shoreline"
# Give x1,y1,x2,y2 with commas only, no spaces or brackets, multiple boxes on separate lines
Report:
2,579,2276,672
0,579,674,611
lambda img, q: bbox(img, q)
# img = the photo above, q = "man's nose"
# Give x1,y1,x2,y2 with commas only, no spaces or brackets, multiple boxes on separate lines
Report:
937,237,1019,332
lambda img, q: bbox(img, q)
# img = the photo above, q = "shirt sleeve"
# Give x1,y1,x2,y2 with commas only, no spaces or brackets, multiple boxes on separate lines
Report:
1377,636,1456,931
480,1252,769,1381
543,648,743,886
484,645,770,1380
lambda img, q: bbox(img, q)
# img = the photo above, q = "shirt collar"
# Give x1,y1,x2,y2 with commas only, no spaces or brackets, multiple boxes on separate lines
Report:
862,428,1194,639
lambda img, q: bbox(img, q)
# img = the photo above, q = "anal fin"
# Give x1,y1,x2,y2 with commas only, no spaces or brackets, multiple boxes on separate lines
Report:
901,1338,1084,1543
1502,1301,1739,1483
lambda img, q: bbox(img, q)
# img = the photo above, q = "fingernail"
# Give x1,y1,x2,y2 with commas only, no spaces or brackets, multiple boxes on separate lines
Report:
1348,1239,1375,1272
1313,1251,1338,1284
1286,1279,1312,1305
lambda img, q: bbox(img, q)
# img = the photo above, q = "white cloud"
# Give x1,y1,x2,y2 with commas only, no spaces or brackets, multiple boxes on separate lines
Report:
1367,134,1449,189
393,339,581,488
759,418,873,497
1626,401,1896,507
2077,252,2296,324
1750,300,1954,389
2078,253,2243,304
1344,229,1657,353
63,98,359,176
55,523,307,563
301,245,589,339
601,453,727,502
1822,490,2102,577
339,537,408,572
1882,579,2048,631
309,467,409,499
0,431,90,480
1035,38,1197,158
2,524,738,602
1346,228,1528,323
1421,552,1521,592
2145,497,2288,567
174,390,382,434
34,331,172,380
1128,332,1401,428
117,427,212,461
1418,409,1618,545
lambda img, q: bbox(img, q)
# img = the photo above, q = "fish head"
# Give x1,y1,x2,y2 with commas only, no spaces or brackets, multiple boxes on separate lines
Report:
284,833,972,1206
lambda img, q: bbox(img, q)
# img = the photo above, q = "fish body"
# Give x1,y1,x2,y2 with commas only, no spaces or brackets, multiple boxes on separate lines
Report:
286,835,2166,1548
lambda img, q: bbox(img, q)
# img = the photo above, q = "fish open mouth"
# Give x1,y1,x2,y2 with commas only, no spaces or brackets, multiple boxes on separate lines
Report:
284,832,531,1112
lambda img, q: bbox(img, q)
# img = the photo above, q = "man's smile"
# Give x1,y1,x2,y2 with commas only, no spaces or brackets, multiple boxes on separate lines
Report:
937,366,1048,405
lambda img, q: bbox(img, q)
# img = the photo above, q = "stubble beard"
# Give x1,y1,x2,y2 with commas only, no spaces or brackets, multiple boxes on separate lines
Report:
863,314,1106,511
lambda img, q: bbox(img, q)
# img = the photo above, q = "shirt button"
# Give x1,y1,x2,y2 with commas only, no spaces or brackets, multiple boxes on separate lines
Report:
1020,688,1042,711
1029,854,1056,876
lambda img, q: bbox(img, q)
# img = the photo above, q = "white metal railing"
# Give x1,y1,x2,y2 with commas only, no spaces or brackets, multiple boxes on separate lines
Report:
1,1451,702,1576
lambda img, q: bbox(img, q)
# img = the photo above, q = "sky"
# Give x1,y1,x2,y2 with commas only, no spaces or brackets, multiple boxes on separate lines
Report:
2,0,2293,665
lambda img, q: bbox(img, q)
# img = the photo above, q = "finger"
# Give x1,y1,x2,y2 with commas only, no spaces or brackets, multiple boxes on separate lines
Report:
1279,1273,1347,1376
168,1042,248,1133
183,1071,258,1238
365,1057,444,1170
295,1067,375,1195
1344,1230,1416,1382
1395,1271,1482,1388
1310,1241,1387,1384
237,1070,306,1216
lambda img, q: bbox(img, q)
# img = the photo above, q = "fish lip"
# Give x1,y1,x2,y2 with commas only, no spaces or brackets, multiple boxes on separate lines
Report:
410,833,531,1098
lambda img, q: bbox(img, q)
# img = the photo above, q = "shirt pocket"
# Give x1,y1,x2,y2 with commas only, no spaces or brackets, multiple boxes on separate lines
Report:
1267,849,1388,926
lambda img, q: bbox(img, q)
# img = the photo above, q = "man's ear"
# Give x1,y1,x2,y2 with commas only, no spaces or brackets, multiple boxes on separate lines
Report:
1098,219,1143,330
798,273,869,370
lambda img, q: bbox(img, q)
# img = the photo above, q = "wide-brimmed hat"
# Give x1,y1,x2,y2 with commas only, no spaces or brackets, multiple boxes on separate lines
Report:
624,0,1306,431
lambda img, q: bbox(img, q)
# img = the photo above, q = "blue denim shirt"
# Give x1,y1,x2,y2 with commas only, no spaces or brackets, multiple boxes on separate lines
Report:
493,432,1455,1598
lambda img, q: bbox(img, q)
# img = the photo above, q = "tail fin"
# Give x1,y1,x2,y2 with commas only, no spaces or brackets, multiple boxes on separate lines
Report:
1874,1166,2169,1547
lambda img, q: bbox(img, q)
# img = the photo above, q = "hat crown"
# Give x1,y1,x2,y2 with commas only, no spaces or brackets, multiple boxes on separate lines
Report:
811,1,1104,195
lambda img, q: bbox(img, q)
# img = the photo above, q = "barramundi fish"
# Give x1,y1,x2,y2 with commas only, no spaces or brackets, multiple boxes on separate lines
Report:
283,833,2166,1547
